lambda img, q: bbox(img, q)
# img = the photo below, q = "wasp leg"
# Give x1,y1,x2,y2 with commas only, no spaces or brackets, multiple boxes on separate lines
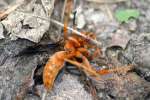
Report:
96,65,133,75
65,58,99,77
90,47,101,60
77,47,90,57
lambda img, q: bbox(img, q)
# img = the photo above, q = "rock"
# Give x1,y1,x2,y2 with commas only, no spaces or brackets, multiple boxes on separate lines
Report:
0,39,93,100
119,33,150,83
46,74,92,100
0,39,48,100
93,73,150,99
121,33,150,69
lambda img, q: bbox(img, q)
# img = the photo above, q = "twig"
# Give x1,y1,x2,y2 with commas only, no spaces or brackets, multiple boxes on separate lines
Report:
104,4,113,21
50,19,102,48
16,67,36,100
58,0,68,39
0,0,32,20
16,11,102,48
0,3,22,20
41,89,47,100
60,0,68,28
87,0,126,3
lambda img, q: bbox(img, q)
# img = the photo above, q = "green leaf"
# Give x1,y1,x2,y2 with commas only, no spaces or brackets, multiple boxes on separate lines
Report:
115,9,140,23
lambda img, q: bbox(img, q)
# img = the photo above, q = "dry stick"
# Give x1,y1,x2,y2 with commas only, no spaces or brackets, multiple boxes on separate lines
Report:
17,11,102,48
104,4,113,22
50,19,102,48
0,0,33,20
58,0,67,34
41,89,47,100
0,3,22,20
57,0,67,40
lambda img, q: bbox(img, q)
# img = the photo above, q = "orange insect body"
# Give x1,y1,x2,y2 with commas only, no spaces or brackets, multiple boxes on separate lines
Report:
43,33,133,92
43,37,82,90
43,51,65,90
43,51,72,90
43,32,98,90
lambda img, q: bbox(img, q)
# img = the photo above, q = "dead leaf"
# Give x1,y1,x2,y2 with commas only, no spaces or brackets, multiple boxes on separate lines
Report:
1,4,49,43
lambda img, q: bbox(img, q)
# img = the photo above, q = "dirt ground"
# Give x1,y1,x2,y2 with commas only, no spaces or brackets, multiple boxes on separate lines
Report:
0,0,150,100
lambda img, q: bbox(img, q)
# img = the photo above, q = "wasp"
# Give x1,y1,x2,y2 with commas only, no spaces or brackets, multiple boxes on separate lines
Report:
43,0,133,97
